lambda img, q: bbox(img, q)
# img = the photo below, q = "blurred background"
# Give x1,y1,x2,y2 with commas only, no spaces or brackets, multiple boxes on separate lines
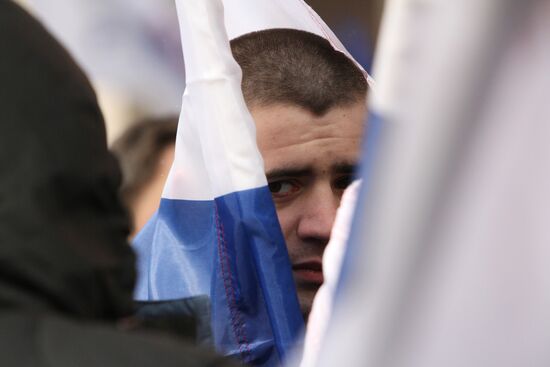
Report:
14,0,383,233
15,0,383,143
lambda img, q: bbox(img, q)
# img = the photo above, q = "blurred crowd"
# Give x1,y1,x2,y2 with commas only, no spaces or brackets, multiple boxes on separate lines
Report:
17,0,379,144
14,0,379,233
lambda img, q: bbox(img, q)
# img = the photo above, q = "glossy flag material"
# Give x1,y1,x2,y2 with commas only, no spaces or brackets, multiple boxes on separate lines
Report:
221,0,373,86
132,0,304,365
133,0,373,365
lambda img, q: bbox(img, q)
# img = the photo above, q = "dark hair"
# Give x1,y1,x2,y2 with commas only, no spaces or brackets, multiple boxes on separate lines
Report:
230,28,367,116
111,117,178,205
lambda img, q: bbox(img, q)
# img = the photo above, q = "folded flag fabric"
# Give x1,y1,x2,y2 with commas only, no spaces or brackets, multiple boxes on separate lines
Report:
221,0,374,86
317,0,550,366
132,0,304,365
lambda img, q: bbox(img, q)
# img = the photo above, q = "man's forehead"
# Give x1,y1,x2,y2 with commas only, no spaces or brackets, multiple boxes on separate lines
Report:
251,101,366,126
252,102,366,150
253,101,365,181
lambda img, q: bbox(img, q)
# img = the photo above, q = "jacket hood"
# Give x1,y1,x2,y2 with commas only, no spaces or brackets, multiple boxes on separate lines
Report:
0,1,136,321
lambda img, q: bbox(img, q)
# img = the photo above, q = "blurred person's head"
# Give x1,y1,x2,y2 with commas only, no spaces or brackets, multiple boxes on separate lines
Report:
0,0,135,320
231,29,368,318
0,5,238,366
111,117,178,237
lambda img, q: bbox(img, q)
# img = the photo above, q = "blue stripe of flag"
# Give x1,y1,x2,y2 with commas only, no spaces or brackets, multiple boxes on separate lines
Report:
133,186,304,365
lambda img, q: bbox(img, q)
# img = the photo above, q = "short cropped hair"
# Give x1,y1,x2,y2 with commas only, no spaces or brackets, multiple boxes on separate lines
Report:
111,117,177,205
230,28,368,116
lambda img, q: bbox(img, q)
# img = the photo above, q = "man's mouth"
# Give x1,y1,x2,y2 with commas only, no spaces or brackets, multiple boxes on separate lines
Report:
292,260,324,284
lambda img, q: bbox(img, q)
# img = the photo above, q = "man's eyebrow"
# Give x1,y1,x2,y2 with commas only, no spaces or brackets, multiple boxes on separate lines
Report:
333,163,358,174
265,163,358,180
265,167,313,180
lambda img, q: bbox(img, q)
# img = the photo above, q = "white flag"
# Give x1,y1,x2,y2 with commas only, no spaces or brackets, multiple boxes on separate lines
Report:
318,0,550,366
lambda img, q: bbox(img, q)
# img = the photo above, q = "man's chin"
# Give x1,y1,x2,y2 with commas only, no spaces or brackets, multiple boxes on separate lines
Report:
296,286,320,323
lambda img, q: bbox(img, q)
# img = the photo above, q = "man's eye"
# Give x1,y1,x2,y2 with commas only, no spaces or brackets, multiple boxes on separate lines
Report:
334,175,354,190
268,181,300,197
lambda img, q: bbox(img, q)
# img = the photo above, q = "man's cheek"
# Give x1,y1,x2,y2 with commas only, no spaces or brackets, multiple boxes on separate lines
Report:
273,206,293,235
273,206,299,254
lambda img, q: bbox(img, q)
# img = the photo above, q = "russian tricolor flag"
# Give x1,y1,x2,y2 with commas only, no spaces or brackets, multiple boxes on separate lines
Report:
133,0,303,365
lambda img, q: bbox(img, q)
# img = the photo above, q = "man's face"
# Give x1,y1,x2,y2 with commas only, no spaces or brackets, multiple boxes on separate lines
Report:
252,100,366,318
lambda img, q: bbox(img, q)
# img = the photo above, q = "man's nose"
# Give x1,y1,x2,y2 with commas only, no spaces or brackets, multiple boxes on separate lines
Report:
296,185,339,242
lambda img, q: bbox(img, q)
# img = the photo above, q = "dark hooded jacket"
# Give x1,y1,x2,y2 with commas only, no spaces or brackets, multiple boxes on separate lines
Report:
0,2,233,366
